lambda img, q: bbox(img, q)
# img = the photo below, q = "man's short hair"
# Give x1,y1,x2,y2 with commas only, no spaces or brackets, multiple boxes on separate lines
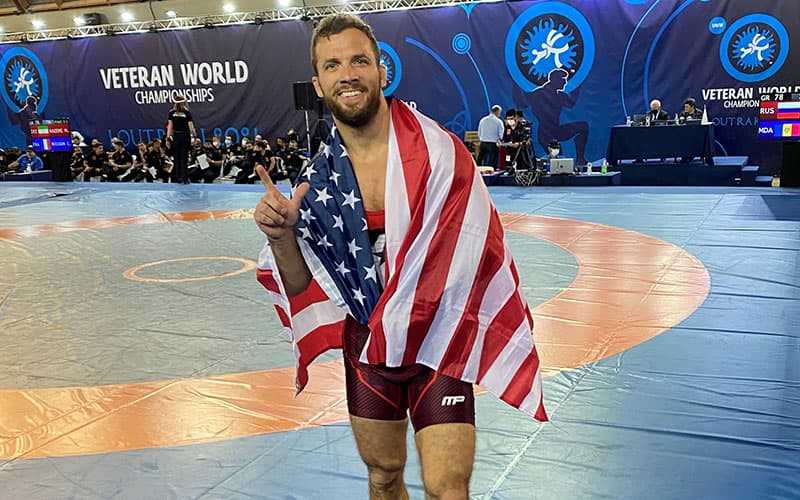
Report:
491,105,501,113
310,14,380,74
505,109,516,118
684,97,696,107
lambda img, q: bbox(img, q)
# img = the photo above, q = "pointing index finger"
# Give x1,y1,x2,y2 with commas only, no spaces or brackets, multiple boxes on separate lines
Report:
255,165,276,193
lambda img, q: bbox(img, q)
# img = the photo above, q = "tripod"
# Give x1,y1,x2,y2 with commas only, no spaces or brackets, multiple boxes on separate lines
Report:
510,139,541,186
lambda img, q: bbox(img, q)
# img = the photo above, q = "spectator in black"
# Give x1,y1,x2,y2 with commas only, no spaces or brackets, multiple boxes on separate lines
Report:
83,142,107,181
147,138,172,183
69,144,85,180
283,138,307,182
131,142,155,182
201,137,224,183
166,94,196,184
235,139,267,184
107,138,133,181
274,136,288,160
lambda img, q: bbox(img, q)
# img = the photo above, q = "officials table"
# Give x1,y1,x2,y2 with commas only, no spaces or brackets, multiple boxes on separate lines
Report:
606,124,715,166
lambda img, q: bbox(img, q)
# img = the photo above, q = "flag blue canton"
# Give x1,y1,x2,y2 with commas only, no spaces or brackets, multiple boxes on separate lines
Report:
293,128,382,324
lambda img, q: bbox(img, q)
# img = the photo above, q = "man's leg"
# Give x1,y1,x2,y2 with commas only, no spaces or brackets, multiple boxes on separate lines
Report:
350,415,410,500
415,423,475,500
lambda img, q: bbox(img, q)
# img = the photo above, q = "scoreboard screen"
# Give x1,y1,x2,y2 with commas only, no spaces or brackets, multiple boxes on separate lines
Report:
759,93,800,140
29,118,72,152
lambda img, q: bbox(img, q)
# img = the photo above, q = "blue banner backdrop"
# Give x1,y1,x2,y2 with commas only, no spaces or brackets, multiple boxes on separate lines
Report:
1,0,798,173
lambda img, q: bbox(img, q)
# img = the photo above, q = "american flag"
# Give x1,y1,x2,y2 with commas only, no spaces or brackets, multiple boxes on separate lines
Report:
258,99,547,421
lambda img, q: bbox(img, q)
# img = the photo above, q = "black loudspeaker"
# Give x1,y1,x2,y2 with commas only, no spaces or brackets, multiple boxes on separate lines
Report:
781,141,800,187
83,13,106,26
293,81,320,111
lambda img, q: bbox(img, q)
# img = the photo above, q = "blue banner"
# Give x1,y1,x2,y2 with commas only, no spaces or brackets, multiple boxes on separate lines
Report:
1,0,797,173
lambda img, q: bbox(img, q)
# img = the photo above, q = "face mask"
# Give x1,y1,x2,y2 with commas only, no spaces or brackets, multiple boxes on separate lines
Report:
225,139,232,146
241,140,248,146
550,149,560,158
213,142,220,147
507,120,515,126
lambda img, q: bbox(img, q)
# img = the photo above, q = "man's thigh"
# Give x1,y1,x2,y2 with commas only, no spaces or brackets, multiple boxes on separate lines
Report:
415,423,475,495
350,415,409,471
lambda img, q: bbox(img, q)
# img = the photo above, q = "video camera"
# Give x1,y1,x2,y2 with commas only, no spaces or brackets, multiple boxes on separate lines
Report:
517,120,532,141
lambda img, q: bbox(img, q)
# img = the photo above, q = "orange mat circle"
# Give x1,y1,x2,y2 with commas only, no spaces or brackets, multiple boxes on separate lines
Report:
123,256,256,283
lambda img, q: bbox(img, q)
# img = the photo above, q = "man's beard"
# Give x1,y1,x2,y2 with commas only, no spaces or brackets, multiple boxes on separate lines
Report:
323,84,382,128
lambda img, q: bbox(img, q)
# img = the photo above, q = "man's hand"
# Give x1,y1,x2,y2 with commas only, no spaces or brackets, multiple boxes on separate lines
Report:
253,164,310,244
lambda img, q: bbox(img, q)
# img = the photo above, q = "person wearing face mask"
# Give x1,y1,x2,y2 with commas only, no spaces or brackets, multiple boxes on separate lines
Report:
546,139,562,159
501,109,530,170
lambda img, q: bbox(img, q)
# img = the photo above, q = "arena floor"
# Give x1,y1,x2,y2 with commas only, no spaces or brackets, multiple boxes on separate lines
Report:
1,182,798,499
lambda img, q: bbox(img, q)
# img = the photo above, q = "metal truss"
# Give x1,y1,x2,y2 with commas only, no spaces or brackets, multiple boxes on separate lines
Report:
0,0,493,44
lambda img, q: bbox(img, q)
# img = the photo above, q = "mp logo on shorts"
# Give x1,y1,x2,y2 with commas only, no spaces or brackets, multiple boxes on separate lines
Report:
504,1,595,93
441,395,466,406
0,47,49,112
719,14,789,83
378,41,402,97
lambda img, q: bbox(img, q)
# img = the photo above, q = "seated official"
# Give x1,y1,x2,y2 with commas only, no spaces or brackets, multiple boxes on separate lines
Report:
646,99,669,123
544,139,568,172
546,139,562,160
8,146,44,173
679,97,703,122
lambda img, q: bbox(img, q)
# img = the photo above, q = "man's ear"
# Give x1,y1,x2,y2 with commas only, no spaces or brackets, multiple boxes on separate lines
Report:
379,63,388,89
312,77,324,98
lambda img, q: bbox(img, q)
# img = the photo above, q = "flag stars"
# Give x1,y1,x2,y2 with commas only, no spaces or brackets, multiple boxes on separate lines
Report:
348,238,362,258
314,187,333,205
335,261,350,276
339,144,349,158
342,190,361,210
298,226,312,240
352,287,366,305
362,217,368,232
364,264,377,282
317,234,333,248
329,170,341,186
300,207,315,224
332,214,345,232
303,163,318,179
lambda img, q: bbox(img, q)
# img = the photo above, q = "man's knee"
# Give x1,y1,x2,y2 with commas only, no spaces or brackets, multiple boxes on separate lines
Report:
423,474,470,500
365,459,405,492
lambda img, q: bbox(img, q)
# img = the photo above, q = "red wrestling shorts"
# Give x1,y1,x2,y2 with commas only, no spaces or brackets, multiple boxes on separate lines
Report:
342,316,475,432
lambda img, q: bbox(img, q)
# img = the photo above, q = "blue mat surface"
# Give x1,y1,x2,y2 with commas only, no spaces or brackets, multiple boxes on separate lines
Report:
1,183,798,500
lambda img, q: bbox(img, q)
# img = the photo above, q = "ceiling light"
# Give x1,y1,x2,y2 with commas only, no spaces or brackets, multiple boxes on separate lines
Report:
32,19,45,30
121,11,134,22
166,10,177,18
278,0,291,6
223,3,235,13
73,16,86,26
